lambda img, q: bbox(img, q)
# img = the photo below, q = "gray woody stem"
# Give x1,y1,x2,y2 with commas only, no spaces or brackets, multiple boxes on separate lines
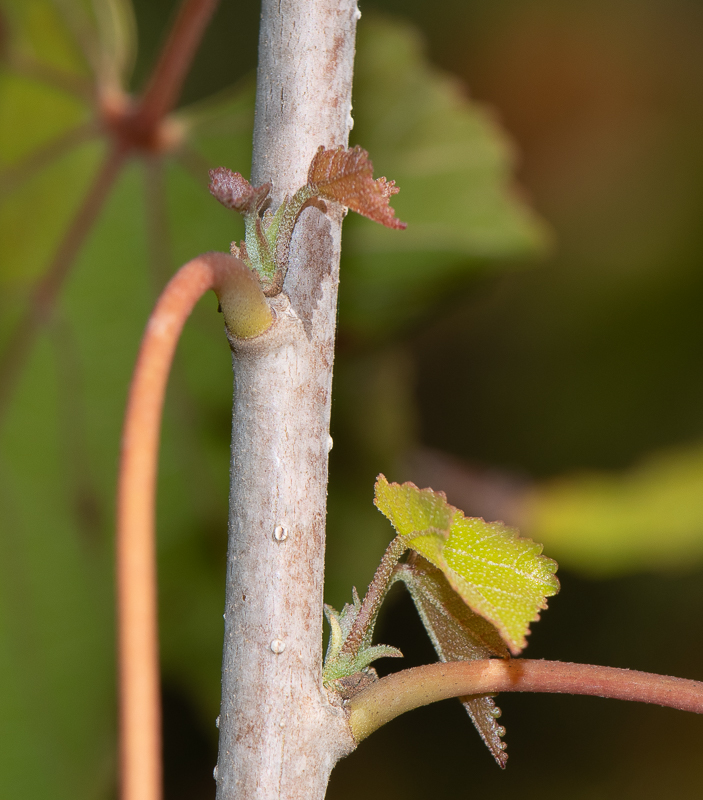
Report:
215,2,361,800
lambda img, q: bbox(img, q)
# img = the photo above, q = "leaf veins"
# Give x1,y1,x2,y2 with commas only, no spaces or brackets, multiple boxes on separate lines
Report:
374,474,560,655
307,145,407,229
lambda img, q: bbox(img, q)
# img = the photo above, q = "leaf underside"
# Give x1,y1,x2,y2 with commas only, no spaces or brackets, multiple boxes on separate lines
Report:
396,557,509,767
374,474,559,655
208,167,270,214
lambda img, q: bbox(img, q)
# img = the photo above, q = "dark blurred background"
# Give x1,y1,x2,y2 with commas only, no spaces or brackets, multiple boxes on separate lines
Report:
2,0,703,797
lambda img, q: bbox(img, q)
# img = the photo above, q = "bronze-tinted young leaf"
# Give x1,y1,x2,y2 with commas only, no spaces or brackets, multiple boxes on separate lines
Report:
208,167,270,214
307,145,407,230
396,557,509,767
374,475,559,655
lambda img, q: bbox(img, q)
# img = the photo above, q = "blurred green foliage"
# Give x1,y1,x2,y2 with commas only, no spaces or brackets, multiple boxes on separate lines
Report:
1,1,703,799
527,442,703,575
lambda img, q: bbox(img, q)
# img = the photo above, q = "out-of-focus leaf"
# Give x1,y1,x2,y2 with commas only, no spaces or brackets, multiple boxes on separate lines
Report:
340,15,549,339
0,3,255,793
2,0,91,75
526,442,703,576
396,556,509,768
0,4,121,797
374,475,559,654
0,156,152,799
0,0,94,296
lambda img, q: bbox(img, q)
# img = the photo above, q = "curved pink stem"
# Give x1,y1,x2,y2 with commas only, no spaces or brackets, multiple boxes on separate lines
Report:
348,659,703,742
116,252,269,800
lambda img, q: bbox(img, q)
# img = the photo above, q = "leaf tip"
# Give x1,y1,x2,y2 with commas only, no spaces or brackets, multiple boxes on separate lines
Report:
374,472,389,493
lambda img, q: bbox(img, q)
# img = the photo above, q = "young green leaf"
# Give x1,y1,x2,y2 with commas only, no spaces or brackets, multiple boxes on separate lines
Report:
396,557,510,767
374,475,559,655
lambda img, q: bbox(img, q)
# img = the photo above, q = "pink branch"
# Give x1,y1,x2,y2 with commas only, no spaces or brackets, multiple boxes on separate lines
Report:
116,252,269,800
348,659,703,742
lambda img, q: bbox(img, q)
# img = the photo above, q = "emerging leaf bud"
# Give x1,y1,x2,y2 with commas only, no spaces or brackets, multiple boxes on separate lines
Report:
208,167,271,214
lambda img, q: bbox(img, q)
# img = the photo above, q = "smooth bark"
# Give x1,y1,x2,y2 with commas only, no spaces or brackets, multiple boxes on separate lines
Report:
215,2,361,799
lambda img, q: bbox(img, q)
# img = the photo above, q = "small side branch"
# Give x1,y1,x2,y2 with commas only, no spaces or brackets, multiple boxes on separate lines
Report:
116,252,269,800
348,659,703,742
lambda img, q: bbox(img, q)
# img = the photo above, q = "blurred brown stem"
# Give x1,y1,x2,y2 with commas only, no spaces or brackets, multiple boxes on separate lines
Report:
7,51,95,101
0,120,100,202
132,0,219,134
348,658,703,742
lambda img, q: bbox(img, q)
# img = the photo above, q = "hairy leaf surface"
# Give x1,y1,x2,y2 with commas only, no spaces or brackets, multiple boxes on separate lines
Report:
308,144,406,229
375,475,559,654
